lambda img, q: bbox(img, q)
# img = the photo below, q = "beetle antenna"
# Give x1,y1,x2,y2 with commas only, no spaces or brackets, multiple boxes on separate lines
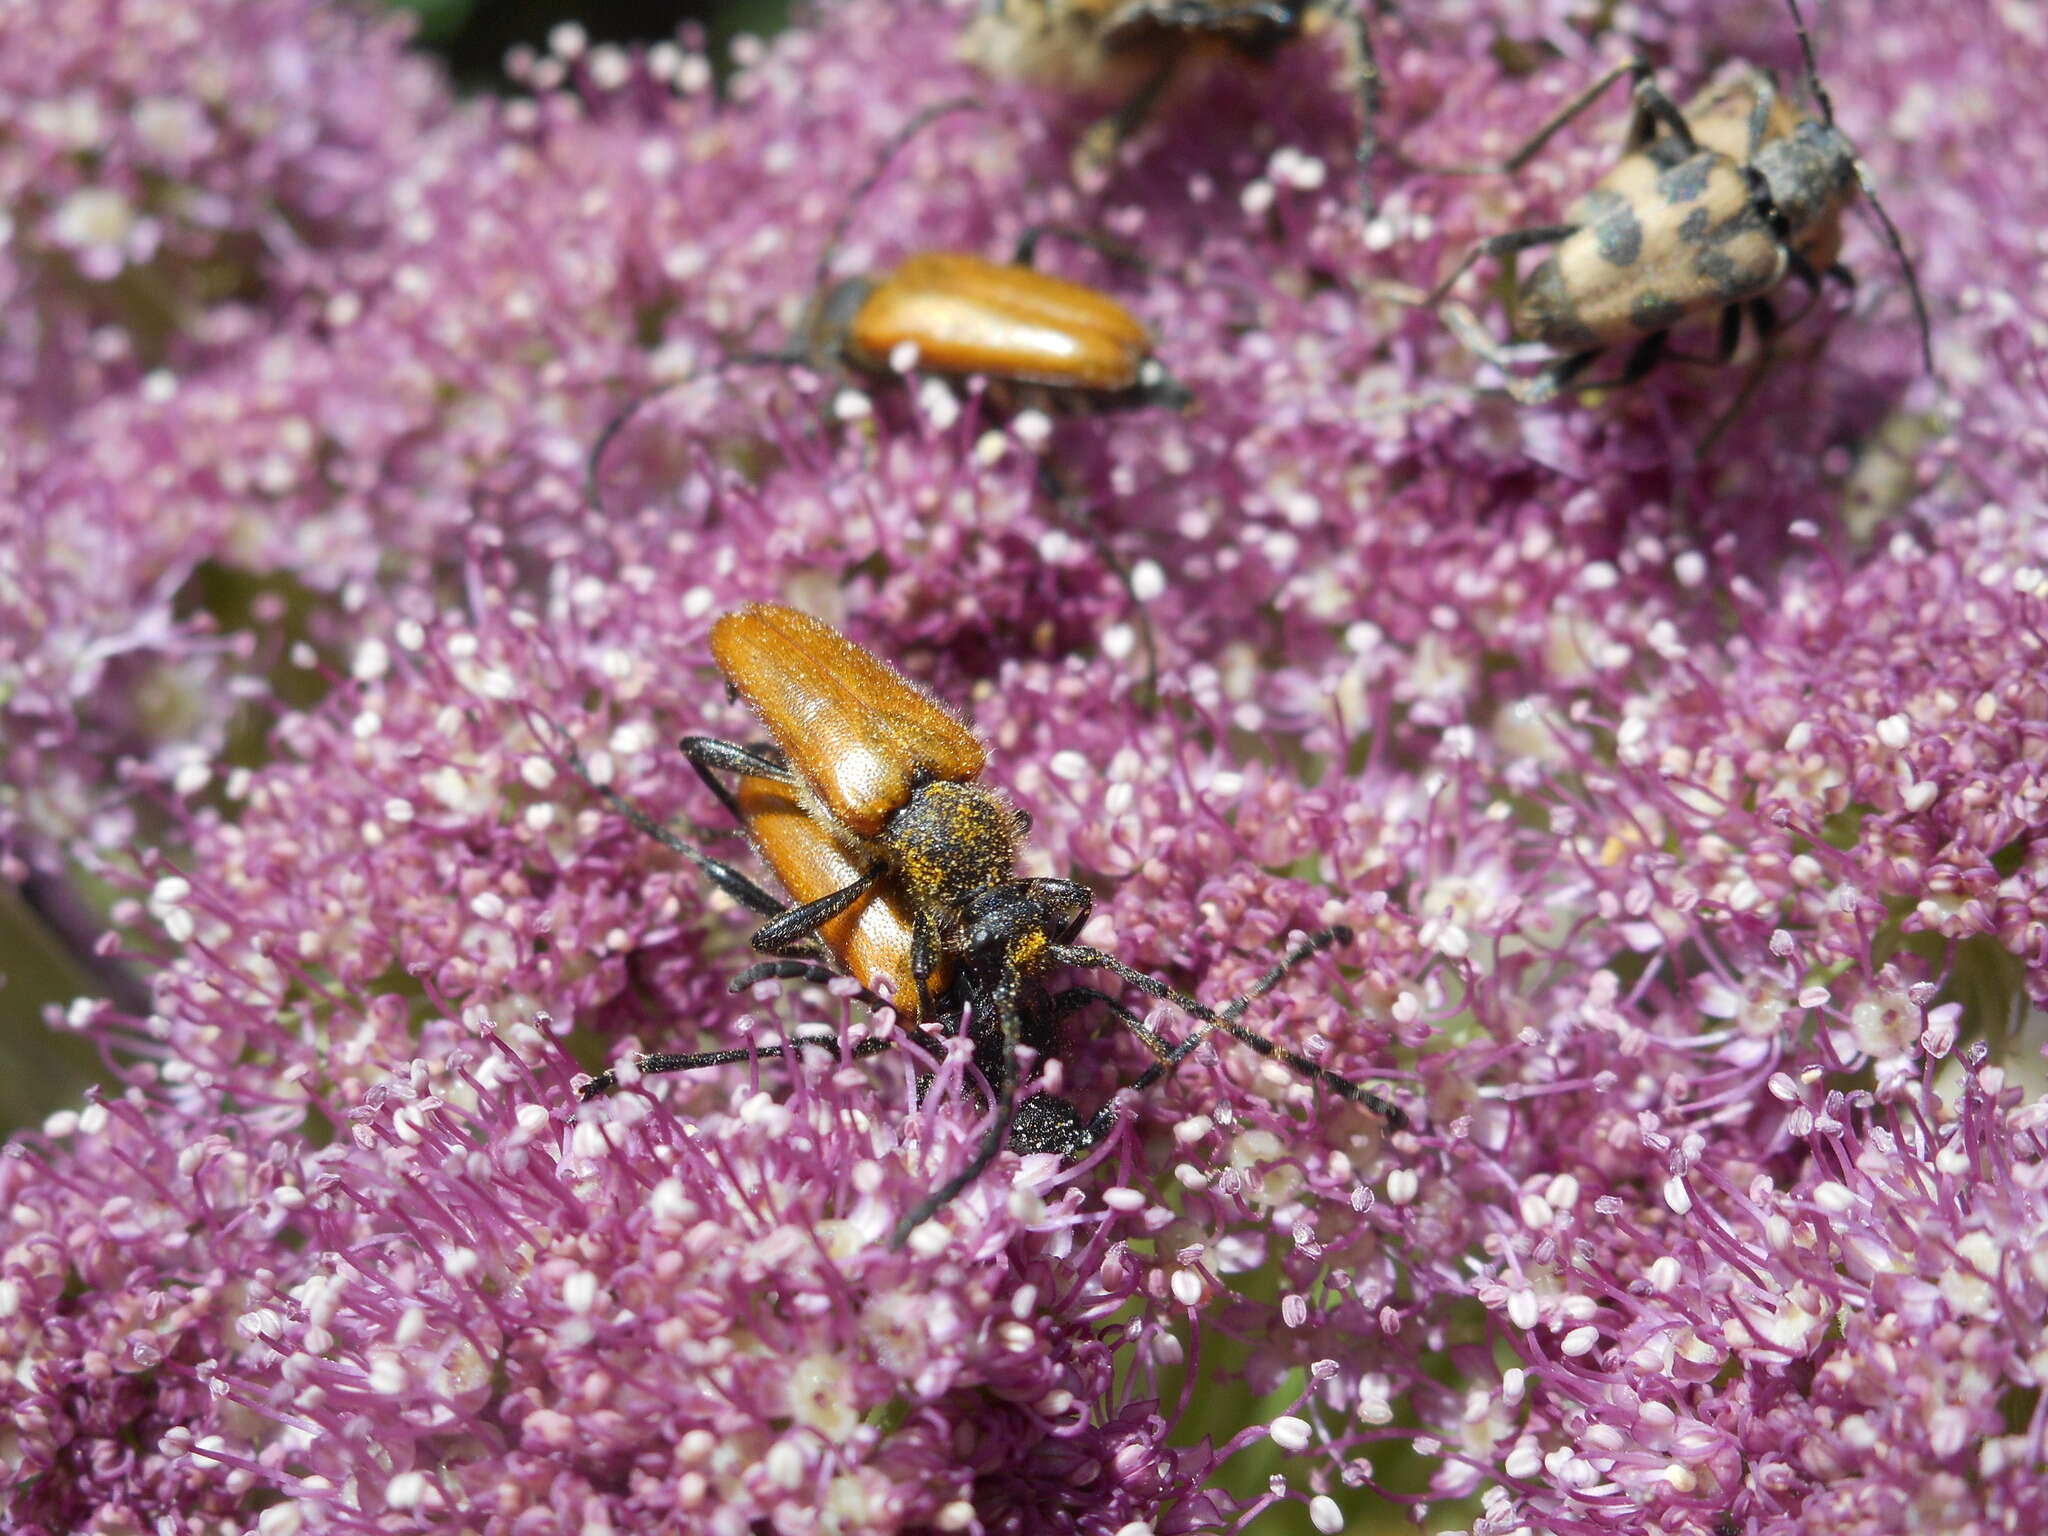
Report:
1780,0,1932,373
1055,927,1407,1127
1850,166,1936,375
589,97,995,520
585,350,799,519
1781,0,1833,126
812,96,990,301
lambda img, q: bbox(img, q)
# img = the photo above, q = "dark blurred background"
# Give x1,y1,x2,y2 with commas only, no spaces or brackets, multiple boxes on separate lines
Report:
395,0,793,84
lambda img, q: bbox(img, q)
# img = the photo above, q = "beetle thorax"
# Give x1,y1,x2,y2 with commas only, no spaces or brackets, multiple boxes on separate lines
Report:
880,778,1022,910
807,275,875,368
1751,120,1858,244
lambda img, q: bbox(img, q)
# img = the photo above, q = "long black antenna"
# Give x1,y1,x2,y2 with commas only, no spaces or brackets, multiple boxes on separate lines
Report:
1782,0,1833,125
584,350,796,519
1851,166,1935,374
587,96,997,519
810,96,988,300
1782,0,1934,375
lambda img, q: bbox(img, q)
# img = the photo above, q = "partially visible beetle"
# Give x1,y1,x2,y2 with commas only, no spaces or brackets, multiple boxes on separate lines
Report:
1419,0,1931,406
961,0,1382,204
577,603,1404,1246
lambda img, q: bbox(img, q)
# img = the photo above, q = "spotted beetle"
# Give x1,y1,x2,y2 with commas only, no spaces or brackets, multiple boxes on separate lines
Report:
576,603,1404,1246
1420,0,1932,407
961,0,1383,205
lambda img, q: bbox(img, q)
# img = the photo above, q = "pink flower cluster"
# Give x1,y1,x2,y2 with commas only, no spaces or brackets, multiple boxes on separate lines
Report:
3,0,2044,1532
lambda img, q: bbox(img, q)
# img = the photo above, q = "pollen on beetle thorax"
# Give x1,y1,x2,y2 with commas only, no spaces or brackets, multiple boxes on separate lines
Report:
881,779,1022,903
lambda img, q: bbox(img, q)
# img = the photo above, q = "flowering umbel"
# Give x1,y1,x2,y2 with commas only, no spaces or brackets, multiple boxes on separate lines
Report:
3,0,2045,1532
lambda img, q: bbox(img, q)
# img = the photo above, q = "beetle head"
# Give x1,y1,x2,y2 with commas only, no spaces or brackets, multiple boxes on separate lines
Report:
1750,119,1858,246
805,275,875,369
958,878,1088,982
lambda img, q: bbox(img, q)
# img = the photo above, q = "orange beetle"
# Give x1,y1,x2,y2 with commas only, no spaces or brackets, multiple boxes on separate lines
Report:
587,99,1191,516
806,249,1185,406
581,603,1404,1245
775,98,1192,411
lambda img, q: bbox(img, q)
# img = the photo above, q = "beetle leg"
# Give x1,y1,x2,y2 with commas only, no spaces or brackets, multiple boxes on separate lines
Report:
581,1032,901,1099
1437,298,1603,406
679,735,792,781
1515,347,1604,406
728,958,847,993
1005,1092,1091,1156
1750,295,1781,349
1424,59,1645,176
1046,983,1179,1060
692,852,808,923
1039,979,1257,1157
908,907,947,1021
1658,300,1758,370
679,734,797,826
1694,311,1781,459
1613,330,1670,387
1019,875,1094,947
1049,926,1405,1126
1716,301,1746,365
890,979,1028,1246
748,867,887,956
1035,462,1160,707
556,735,791,920
1421,224,1579,309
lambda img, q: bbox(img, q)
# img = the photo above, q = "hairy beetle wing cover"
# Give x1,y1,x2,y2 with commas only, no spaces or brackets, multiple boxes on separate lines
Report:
710,604,987,839
849,252,1151,390
733,773,940,1018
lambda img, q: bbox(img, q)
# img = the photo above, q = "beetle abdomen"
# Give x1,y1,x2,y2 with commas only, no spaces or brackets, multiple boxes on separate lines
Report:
1519,153,1787,347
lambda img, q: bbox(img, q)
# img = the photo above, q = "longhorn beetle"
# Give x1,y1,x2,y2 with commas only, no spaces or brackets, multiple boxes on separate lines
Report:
586,98,1181,695
576,603,1404,1246
1419,0,1931,409
961,0,1384,209
587,96,1188,521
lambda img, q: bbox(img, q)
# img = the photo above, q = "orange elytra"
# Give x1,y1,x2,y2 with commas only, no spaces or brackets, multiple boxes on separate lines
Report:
709,602,987,842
